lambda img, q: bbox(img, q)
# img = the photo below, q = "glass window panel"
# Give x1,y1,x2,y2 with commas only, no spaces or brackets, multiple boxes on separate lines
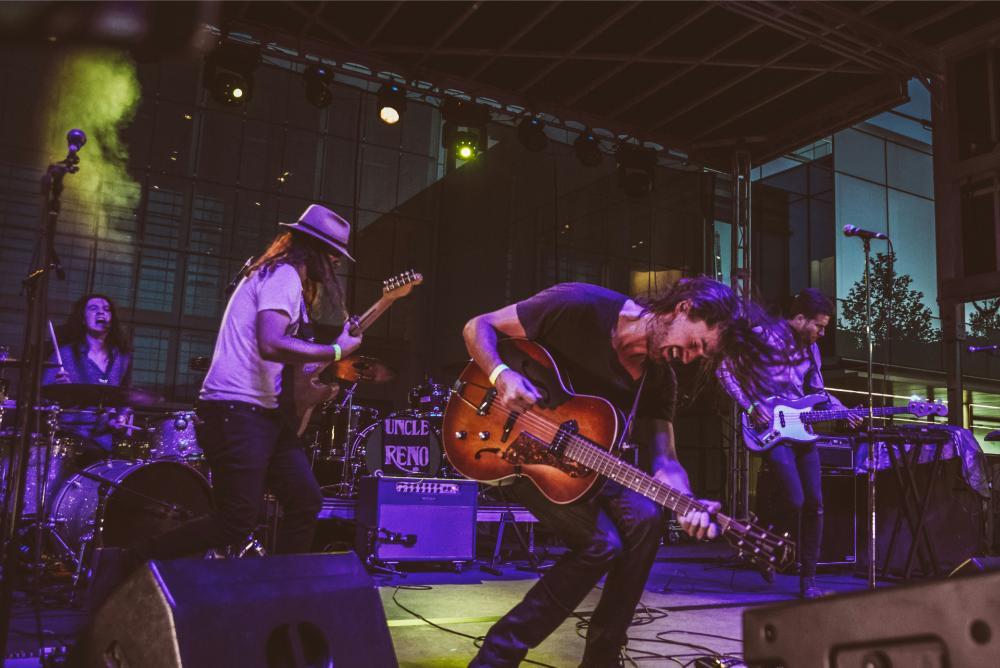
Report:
834,173,887,306
144,185,185,248
240,120,286,192
182,254,225,319
886,142,933,198
401,101,440,157
281,128,324,200
131,326,171,392
156,60,201,105
357,145,400,219
175,331,216,402
190,189,228,254
136,248,178,313
197,109,242,183
328,82,363,140
244,64,291,124
92,239,137,307
321,136,359,209
231,193,278,259
150,101,198,177
888,189,937,313
834,128,885,185
397,153,437,206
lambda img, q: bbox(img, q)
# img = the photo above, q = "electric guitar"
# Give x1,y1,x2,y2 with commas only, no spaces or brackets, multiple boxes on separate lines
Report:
442,338,795,575
288,270,422,436
742,393,948,452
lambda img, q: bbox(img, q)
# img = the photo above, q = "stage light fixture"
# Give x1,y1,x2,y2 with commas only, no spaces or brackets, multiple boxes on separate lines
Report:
453,131,480,161
441,98,490,165
617,144,657,197
377,83,407,125
204,40,259,107
574,130,602,167
517,116,548,152
303,63,334,109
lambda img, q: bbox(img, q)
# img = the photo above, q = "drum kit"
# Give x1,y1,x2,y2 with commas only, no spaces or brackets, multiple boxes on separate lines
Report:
309,370,455,498
0,366,211,584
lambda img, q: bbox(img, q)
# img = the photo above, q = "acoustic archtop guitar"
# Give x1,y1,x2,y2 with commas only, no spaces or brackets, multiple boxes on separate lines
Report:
741,394,948,452
442,338,795,575
288,270,422,436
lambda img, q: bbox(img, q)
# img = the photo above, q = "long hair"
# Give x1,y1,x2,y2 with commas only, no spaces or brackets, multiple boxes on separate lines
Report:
248,230,347,320
57,293,131,353
641,277,790,400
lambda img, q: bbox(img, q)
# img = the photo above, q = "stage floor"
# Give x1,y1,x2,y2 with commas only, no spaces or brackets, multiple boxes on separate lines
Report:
4,543,872,667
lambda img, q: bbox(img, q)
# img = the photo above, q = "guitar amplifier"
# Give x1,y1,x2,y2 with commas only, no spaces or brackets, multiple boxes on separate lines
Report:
355,476,477,563
816,436,854,470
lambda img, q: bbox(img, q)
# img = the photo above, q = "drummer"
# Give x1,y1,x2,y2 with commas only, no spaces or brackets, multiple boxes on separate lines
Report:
42,293,133,457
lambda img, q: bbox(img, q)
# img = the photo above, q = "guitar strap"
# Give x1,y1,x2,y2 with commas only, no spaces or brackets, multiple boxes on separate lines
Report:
616,368,648,454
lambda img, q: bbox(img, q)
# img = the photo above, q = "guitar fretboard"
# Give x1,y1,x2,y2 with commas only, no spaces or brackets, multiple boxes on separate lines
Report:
800,405,910,423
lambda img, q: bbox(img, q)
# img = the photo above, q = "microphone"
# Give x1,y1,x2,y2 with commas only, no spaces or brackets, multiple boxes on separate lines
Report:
968,344,1000,353
843,224,888,240
67,129,87,154
225,256,255,296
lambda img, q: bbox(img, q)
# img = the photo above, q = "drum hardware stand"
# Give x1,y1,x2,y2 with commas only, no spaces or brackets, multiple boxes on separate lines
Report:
361,525,408,576
322,381,362,497
1,130,85,658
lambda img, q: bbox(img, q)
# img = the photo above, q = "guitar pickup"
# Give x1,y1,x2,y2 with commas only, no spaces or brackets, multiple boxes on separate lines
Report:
477,388,497,416
501,412,518,443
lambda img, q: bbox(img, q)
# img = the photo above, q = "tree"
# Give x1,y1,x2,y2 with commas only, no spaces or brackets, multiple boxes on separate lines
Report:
969,298,1000,338
841,250,937,345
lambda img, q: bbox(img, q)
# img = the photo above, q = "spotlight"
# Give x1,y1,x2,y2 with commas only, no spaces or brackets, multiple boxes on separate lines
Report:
517,116,548,152
574,129,602,167
441,98,490,165
616,144,657,197
204,40,258,107
377,83,407,125
303,63,334,109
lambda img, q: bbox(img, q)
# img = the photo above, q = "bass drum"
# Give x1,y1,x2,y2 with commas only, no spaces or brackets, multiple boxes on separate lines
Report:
352,412,442,478
49,459,213,551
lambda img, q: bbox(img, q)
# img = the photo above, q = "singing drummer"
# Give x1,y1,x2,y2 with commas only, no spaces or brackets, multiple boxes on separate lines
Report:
135,204,362,560
42,293,133,457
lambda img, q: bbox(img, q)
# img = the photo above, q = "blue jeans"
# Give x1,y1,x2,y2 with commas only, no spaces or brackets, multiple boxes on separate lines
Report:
767,442,823,577
141,400,322,558
470,478,664,668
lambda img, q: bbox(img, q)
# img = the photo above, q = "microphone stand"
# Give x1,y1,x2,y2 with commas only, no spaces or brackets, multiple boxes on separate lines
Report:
863,237,877,589
0,138,80,657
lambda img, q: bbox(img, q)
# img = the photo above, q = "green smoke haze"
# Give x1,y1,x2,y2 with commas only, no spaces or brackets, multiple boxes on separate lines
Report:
43,48,141,229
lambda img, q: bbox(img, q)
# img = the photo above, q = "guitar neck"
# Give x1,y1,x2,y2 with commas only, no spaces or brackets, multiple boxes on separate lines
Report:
801,405,910,423
562,438,736,532
351,298,393,335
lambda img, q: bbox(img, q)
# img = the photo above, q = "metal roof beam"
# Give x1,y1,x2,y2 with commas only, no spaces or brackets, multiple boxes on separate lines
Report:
561,3,714,107
412,2,482,69
286,0,360,50
364,1,403,47
468,2,562,80
516,1,640,95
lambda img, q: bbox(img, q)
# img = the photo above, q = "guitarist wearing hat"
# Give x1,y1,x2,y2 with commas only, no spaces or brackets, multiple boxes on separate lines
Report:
137,204,363,560
717,288,861,600
462,278,768,668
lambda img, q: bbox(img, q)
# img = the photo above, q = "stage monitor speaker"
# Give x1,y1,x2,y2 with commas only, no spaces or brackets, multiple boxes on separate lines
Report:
82,552,398,668
743,568,1000,667
356,476,477,563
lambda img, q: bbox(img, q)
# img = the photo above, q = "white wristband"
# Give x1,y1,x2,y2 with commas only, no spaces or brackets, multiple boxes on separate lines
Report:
332,343,342,362
488,363,509,385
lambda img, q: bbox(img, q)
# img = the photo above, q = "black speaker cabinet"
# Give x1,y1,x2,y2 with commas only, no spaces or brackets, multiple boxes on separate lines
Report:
755,464,857,566
83,552,398,668
744,568,1000,667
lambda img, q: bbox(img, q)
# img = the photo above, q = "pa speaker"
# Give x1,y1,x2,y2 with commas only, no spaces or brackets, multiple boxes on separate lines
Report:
743,568,1000,667
82,552,398,668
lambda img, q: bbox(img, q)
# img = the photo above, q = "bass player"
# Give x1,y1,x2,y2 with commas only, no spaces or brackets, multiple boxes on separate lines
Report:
717,288,861,599
463,278,768,668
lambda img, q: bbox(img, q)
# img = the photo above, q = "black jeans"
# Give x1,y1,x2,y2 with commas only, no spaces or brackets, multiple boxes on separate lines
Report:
139,400,323,559
470,478,664,668
767,442,823,578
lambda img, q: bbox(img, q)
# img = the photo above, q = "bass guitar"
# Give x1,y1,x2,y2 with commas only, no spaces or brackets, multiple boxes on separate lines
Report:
742,393,948,452
288,270,422,436
442,338,795,575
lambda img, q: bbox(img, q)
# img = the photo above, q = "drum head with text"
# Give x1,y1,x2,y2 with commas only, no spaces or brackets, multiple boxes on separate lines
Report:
362,414,441,477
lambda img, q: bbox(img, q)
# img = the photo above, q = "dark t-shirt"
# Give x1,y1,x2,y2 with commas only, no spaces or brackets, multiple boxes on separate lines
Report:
515,283,676,423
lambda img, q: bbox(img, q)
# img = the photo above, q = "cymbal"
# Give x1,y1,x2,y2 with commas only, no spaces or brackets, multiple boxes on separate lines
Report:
41,383,163,407
331,356,396,384
0,357,57,369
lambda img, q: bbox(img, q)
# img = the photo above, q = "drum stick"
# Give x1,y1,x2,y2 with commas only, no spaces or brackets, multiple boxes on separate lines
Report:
47,320,65,371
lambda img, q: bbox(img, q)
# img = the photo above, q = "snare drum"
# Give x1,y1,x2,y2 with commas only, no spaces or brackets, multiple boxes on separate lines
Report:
407,381,450,416
352,412,443,478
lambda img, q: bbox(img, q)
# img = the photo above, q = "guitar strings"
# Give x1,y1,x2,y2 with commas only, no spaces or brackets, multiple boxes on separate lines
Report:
451,386,791,561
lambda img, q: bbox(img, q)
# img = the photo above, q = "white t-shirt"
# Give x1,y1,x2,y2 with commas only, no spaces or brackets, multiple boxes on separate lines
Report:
200,263,308,408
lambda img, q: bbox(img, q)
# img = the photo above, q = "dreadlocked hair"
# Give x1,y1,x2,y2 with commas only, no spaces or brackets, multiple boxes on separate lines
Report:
248,230,346,317
641,276,790,400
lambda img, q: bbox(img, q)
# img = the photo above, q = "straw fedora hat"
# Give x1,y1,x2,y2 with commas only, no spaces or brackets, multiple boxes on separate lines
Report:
279,204,355,261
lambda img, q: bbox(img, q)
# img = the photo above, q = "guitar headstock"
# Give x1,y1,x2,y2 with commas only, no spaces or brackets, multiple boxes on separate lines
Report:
382,270,423,300
907,399,948,418
723,514,796,576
